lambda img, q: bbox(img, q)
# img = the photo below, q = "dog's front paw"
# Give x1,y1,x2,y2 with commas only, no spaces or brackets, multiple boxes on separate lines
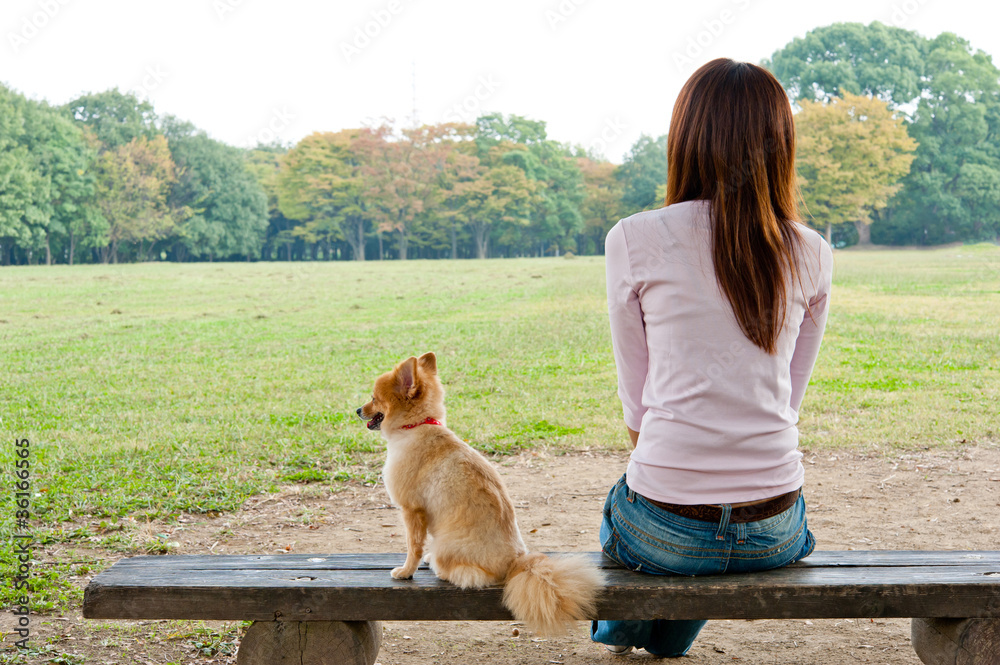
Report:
391,566,414,580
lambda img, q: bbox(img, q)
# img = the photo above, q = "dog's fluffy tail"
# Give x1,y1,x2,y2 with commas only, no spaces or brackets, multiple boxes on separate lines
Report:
502,552,603,636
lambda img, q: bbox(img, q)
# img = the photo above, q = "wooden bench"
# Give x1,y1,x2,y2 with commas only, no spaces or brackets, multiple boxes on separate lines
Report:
83,551,1000,664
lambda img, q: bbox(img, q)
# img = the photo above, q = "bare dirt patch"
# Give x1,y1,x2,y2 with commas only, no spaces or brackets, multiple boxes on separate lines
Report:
4,444,1000,664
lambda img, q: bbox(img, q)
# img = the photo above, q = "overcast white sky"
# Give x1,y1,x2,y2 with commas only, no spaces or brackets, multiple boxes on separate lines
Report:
2,0,998,162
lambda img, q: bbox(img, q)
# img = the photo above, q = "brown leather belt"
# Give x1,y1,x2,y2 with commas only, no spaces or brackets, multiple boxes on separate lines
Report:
641,488,801,524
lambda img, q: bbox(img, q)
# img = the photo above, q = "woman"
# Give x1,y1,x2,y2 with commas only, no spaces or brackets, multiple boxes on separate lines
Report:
593,58,833,657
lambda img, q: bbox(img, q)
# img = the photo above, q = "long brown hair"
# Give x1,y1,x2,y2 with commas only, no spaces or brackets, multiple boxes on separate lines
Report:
666,58,804,354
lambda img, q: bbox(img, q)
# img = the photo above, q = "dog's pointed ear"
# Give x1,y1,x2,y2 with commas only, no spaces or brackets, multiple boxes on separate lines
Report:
396,356,419,398
417,352,437,374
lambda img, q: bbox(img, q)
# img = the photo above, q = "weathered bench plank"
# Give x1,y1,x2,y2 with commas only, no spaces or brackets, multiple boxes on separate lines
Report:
90,550,1000,570
84,551,1000,622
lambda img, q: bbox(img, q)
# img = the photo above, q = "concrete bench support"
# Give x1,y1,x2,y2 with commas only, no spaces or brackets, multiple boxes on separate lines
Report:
911,617,1000,665
236,620,382,665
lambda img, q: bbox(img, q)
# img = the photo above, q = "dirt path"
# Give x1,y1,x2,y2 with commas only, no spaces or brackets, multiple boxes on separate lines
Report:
4,444,1000,664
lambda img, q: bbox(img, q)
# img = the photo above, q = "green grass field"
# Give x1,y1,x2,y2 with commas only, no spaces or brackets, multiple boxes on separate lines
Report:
1,244,998,609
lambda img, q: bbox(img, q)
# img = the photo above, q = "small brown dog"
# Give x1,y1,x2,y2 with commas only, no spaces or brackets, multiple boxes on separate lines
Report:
357,352,603,635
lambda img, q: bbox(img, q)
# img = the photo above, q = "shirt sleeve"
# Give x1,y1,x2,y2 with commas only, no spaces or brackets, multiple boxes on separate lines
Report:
605,222,648,431
788,239,834,413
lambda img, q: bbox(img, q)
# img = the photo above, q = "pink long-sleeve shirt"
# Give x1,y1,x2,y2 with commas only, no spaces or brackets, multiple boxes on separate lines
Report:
606,199,833,505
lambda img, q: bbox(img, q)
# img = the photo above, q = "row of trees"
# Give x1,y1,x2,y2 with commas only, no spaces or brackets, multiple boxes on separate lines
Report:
0,87,269,265
265,116,621,261
769,22,1000,245
1,21,998,265
0,85,625,264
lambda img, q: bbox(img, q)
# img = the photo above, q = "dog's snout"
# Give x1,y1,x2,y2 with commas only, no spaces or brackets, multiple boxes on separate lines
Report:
356,407,364,418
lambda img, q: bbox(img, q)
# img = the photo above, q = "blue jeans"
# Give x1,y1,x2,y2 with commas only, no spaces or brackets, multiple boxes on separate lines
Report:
592,474,815,657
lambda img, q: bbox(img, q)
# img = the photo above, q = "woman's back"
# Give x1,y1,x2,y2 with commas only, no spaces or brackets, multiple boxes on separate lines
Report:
606,198,833,504
593,57,828,658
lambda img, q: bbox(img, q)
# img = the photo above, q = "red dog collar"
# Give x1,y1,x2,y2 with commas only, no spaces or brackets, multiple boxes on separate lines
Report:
401,418,443,430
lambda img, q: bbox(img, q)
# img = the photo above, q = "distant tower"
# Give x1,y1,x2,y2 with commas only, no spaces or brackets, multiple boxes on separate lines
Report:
410,60,419,129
